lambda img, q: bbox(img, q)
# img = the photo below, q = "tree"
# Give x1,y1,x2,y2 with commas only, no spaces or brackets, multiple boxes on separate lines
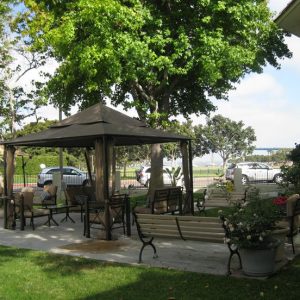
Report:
281,144,300,193
0,1,49,140
115,145,150,176
0,0,13,138
15,1,291,121
14,1,290,193
162,120,195,165
194,115,256,171
245,148,291,164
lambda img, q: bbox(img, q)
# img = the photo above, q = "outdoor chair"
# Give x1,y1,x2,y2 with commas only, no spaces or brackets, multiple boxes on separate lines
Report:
84,194,128,237
65,186,97,221
41,184,57,206
14,192,50,230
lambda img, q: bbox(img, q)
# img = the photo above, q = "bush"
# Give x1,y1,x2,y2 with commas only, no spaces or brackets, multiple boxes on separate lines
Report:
281,143,300,193
0,154,84,175
219,197,282,249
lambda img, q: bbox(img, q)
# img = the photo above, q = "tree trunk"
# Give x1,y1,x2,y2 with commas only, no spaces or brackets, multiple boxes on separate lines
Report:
148,143,164,203
222,158,228,177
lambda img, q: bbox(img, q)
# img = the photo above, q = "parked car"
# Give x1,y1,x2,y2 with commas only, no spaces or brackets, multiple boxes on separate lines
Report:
37,166,90,187
225,162,283,185
135,165,184,187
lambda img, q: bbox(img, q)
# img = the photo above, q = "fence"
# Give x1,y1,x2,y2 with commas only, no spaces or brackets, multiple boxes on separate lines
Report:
11,168,220,190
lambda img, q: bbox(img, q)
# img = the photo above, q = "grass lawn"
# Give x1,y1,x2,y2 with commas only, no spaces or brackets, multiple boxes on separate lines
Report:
0,245,299,300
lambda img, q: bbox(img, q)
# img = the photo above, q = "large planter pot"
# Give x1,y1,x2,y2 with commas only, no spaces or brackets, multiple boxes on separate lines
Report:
240,247,276,277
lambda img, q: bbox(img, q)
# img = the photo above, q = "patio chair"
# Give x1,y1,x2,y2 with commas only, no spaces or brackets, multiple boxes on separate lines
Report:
65,186,97,222
14,192,50,230
41,184,57,206
84,194,127,237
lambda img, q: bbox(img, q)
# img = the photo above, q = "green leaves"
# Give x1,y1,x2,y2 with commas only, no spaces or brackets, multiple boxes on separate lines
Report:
194,115,256,169
15,0,291,126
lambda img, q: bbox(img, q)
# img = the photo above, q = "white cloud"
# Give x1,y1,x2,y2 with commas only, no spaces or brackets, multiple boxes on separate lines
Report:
208,71,300,148
283,36,300,73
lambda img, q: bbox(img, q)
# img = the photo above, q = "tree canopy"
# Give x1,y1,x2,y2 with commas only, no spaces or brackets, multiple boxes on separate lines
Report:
15,0,291,125
0,0,49,139
194,114,256,170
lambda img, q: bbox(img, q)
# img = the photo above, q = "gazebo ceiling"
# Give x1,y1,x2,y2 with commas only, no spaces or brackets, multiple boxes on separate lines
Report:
2,103,190,148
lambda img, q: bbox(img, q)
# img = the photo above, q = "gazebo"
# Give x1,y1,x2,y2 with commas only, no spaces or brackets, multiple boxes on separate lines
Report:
1,103,193,239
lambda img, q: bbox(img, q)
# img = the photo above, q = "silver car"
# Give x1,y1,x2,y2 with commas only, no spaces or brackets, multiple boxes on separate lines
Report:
225,162,283,185
37,166,90,187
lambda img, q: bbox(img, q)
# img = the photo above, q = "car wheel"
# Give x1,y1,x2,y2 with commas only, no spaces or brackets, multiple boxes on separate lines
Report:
273,174,283,184
241,175,248,185
44,180,53,186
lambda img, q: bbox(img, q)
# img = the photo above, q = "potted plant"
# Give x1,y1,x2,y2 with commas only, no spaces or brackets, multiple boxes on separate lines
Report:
219,197,283,277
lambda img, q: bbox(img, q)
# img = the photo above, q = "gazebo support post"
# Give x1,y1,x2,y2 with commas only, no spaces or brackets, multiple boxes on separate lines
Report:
111,147,116,195
3,146,8,229
84,148,95,190
4,145,16,229
3,146,8,197
94,139,105,203
6,145,15,198
103,136,112,240
180,141,192,214
188,140,194,215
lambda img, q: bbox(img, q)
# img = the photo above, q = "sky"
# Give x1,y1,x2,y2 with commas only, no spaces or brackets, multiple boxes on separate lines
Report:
20,0,300,150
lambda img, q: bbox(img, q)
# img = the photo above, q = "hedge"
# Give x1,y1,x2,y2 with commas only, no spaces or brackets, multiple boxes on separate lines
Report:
0,155,84,175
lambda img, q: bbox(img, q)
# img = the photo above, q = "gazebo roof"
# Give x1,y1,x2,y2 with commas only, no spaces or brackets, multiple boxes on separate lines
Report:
2,103,190,148
276,0,300,37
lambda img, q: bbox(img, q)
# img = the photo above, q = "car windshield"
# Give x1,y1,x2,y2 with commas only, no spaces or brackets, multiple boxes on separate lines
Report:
46,168,60,174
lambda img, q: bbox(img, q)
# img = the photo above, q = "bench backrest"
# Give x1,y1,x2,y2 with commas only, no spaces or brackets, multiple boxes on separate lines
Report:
152,187,182,214
135,213,224,244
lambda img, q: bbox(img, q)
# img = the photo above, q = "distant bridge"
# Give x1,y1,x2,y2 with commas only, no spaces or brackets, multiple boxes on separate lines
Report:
255,147,290,151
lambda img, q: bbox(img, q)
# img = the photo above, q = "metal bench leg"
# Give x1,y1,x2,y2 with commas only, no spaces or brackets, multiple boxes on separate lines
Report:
138,237,157,263
226,244,242,275
227,252,241,276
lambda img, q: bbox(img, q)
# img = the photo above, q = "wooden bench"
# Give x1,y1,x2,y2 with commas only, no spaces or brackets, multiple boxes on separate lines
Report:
133,212,241,275
133,186,183,216
151,187,183,214
197,188,246,214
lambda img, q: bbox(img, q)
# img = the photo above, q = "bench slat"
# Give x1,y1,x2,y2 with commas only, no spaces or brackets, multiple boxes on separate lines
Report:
173,215,221,222
180,226,224,234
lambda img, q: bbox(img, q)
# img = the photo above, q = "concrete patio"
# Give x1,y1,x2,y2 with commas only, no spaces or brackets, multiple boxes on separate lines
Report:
0,209,299,277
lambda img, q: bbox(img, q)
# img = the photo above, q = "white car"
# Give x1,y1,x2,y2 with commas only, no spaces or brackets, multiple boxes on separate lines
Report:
136,165,184,187
225,162,283,185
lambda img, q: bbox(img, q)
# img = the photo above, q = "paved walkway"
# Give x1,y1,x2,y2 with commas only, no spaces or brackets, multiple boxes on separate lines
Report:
0,210,298,276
